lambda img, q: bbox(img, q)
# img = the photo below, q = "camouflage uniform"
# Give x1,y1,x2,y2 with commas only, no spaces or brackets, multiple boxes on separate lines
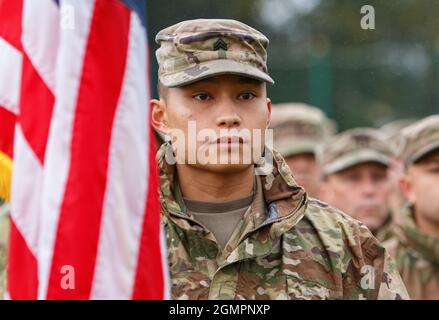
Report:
383,115,439,299
375,218,394,243
159,142,408,300
384,206,439,300
270,103,336,159
155,19,408,300
318,128,395,242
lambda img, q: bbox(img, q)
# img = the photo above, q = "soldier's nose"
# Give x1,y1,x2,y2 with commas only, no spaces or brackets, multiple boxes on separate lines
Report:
216,113,241,128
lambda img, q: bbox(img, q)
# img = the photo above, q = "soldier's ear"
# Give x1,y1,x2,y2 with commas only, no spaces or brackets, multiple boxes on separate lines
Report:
150,99,170,135
399,174,415,204
319,179,334,203
266,98,271,127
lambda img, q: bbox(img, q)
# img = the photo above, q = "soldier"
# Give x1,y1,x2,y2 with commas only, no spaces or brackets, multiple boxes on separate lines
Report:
270,103,336,197
380,119,417,226
150,19,408,300
319,128,395,242
383,115,439,299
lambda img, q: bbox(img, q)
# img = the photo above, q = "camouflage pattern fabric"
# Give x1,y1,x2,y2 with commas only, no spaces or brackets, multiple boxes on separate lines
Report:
270,103,336,158
155,19,274,87
318,128,393,176
383,205,439,300
397,115,439,166
157,142,409,300
375,215,395,243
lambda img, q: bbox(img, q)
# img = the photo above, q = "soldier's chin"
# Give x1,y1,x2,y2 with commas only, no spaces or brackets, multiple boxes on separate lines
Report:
193,162,253,174
360,216,384,233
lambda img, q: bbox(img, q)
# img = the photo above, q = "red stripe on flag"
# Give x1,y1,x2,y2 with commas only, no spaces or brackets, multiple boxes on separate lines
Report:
19,53,55,164
0,0,23,51
132,126,164,299
46,0,131,299
7,220,39,299
0,106,16,158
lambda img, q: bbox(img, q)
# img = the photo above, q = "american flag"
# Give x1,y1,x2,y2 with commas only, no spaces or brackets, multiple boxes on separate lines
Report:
0,0,168,299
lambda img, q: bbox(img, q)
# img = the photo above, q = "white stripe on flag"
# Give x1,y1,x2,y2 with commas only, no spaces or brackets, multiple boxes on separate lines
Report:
10,125,43,258
21,0,59,92
0,36,22,114
90,11,149,299
37,0,95,300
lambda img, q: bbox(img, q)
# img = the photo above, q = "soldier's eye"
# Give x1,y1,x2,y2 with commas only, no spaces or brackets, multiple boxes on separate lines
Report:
193,93,211,101
238,92,256,100
427,166,439,173
372,173,387,182
345,174,361,182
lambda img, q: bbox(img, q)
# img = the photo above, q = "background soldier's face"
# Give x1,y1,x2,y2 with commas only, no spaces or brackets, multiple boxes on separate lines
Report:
155,74,271,173
401,149,439,225
284,153,321,197
320,162,391,233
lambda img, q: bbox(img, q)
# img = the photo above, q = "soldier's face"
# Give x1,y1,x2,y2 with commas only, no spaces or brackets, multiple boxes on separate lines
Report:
401,149,439,226
151,74,271,173
387,158,406,225
284,153,321,197
320,162,391,233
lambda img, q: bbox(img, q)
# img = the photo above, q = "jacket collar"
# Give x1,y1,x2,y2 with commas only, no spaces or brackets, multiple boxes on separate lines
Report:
397,205,439,265
157,141,308,243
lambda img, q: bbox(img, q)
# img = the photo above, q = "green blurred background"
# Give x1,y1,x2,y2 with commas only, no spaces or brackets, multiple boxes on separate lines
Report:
146,0,439,130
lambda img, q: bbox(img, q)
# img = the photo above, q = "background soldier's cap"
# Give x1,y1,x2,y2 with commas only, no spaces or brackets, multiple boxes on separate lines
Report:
318,127,393,176
270,103,336,158
380,118,417,154
155,19,274,87
398,115,439,166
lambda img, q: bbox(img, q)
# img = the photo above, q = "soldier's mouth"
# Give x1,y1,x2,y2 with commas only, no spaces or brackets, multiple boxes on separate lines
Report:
215,136,245,145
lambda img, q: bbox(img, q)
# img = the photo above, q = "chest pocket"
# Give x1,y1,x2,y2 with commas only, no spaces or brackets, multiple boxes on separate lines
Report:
286,275,332,300
171,270,211,300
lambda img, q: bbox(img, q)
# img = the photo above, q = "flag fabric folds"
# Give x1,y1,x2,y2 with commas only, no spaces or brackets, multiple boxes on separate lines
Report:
0,0,168,299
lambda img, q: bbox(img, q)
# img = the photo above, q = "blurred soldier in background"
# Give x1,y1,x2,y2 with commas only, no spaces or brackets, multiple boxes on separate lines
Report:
383,115,439,299
270,103,336,197
319,128,394,241
380,119,417,226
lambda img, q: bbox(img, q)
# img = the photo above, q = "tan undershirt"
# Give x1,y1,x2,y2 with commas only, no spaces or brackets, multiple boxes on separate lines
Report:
185,194,254,249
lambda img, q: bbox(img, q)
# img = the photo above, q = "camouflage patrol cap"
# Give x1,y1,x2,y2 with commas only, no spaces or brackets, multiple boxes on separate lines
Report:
380,118,417,154
398,115,439,166
155,19,274,87
270,103,336,158
319,128,393,176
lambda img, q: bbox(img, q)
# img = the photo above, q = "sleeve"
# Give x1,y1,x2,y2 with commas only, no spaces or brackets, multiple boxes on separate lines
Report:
342,221,410,300
376,250,410,300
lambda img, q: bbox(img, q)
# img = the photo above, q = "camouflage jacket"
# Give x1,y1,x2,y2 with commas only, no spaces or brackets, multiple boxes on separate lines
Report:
158,143,409,300
375,215,395,243
383,206,439,299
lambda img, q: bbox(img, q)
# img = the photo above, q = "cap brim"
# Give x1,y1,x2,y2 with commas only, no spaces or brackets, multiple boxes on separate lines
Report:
323,149,391,176
275,140,318,158
160,59,274,87
407,141,439,165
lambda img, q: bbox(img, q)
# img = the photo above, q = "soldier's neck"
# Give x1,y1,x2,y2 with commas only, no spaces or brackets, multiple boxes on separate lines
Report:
415,210,439,238
176,164,254,203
